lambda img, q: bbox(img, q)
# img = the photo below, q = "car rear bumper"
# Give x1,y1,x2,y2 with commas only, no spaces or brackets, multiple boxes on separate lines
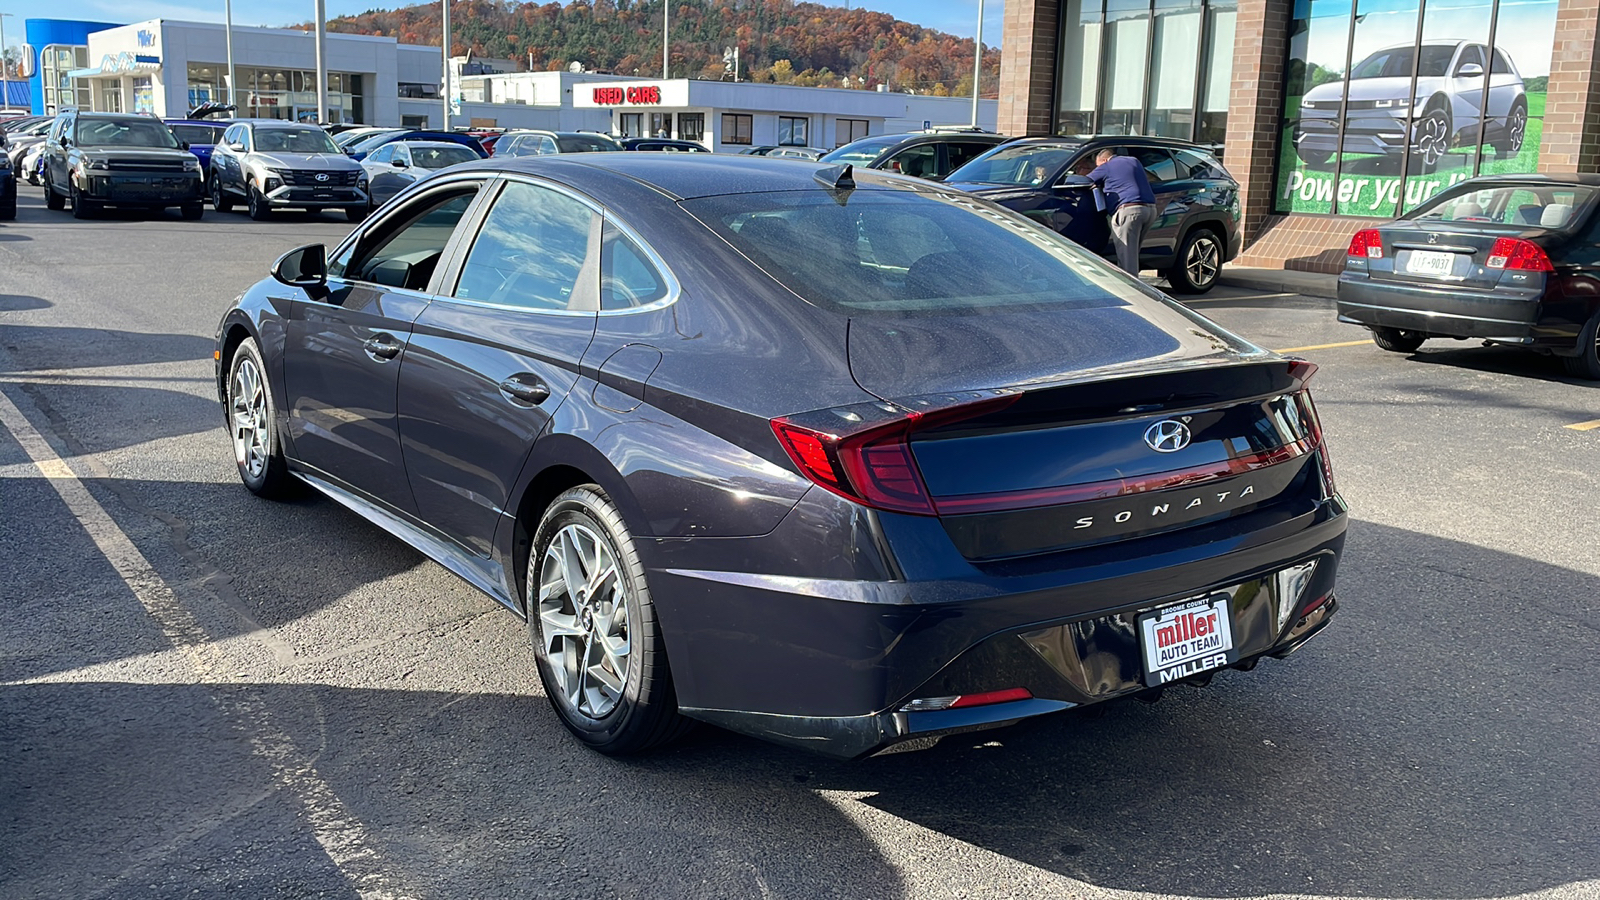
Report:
648,487,1347,759
1337,271,1585,350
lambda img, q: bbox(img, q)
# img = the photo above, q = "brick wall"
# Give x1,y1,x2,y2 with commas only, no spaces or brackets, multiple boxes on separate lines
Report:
1222,0,1292,247
998,0,1058,137
1539,0,1600,173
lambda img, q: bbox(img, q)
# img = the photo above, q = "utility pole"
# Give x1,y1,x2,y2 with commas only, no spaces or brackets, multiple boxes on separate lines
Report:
662,0,669,79
0,14,12,111
314,0,327,123
225,0,237,109
441,0,451,129
970,0,984,128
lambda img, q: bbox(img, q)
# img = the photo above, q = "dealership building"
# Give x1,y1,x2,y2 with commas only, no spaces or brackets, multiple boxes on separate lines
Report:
1000,0,1594,269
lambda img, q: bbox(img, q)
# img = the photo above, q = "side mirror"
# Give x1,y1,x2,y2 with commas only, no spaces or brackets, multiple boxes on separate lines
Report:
391,159,409,168
1056,174,1094,189
1457,62,1485,78
271,243,328,288
230,141,246,151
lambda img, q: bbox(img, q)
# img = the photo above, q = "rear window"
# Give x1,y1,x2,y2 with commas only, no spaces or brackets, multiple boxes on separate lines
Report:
556,134,621,153
169,124,225,145
1408,184,1598,229
682,189,1147,315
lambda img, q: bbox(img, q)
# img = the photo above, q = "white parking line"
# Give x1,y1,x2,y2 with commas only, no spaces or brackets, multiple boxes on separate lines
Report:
0,385,410,900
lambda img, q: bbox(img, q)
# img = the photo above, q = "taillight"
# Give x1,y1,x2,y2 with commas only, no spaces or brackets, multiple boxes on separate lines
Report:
1294,386,1337,500
1485,237,1554,272
771,393,1018,516
1347,229,1384,259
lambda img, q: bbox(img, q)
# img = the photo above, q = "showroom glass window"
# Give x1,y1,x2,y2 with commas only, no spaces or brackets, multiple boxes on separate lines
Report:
41,45,89,113
1274,0,1556,218
1053,0,1235,143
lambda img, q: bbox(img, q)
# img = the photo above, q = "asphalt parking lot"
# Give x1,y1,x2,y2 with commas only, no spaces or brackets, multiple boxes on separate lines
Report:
1,188,1597,900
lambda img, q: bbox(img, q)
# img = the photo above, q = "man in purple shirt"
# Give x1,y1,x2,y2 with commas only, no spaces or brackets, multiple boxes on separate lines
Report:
1086,148,1156,275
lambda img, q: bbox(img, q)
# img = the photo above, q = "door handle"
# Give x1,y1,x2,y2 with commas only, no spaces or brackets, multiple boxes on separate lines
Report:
499,374,551,406
363,334,402,360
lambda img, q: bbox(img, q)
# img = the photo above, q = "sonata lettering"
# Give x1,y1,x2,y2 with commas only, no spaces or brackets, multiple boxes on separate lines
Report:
1072,484,1256,530
593,86,663,105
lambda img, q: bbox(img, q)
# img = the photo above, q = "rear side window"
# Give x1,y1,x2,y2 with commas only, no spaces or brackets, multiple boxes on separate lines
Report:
453,181,597,311
947,141,995,170
684,190,1148,315
1132,148,1179,183
1174,148,1229,180
601,221,668,311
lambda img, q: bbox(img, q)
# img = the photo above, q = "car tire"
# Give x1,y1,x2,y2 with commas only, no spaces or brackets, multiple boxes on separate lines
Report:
180,202,204,221
527,485,692,755
1370,326,1427,354
1164,228,1224,295
70,182,98,220
225,338,296,498
344,206,366,223
247,184,270,221
45,179,65,211
212,178,233,213
0,185,14,221
1562,312,1600,380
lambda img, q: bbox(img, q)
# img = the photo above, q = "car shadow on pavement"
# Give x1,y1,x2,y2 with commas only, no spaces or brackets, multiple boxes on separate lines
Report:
0,294,50,312
0,324,213,373
1397,342,1600,387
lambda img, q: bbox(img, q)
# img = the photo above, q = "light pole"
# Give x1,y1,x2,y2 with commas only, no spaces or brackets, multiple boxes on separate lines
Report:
0,13,13,111
225,0,237,109
441,0,451,129
662,0,669,79
314,0,327,123
970,0,984,128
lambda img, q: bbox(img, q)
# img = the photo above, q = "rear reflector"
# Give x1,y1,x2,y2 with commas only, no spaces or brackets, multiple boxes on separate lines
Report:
772,393,1019,516
1347,229,1383,259
901,688,1033,712
1485,237,1554,272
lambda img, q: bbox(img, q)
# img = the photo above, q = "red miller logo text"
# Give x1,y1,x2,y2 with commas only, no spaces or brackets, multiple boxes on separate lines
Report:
594,86,662,105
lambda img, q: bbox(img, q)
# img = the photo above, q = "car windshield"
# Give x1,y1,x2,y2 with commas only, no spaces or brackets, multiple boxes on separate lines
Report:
683,189,1148,314
820,137,903,166
412,145,478,168
169,124,226,145
1351,45,1458,79
556,135,621,152
1407,184,1599,230
75,119,180,149
254,128,340,154
946,144,1078,186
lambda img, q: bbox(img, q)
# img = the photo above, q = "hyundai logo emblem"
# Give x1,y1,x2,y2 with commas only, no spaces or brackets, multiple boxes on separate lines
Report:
315,173,329,182
1143,419,1192,453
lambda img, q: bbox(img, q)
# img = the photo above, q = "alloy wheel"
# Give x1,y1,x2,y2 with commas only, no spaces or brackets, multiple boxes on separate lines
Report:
1185,235,1221,289
1507,106,1528,154
229,354,270,480
1415,111,1449,166
537,523,631,718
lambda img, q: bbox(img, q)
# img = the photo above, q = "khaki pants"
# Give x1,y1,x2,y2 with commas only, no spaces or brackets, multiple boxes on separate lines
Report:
1110,203,1156,275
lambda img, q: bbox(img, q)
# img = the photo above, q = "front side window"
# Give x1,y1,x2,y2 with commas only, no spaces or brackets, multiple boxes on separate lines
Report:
886,144,938,179
331,189,480,291
947,143,1080,187
412,145,478,169
368,144,396,164
453,181,598,311
721,114,753,145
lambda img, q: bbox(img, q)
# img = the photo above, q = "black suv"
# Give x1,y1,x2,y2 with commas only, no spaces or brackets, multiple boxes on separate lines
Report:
820,129,1010,181
42,110,205,219
945,136,1241,293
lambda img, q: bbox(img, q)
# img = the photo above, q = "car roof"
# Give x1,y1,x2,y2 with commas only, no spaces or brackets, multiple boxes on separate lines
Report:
250,121,327,129
1001,134,1214,152
478,153,913,201
1457,173,1600,187
163,118,229,126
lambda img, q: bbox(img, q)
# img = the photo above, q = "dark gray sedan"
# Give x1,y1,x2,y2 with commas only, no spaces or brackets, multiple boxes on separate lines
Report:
216,156,1346,758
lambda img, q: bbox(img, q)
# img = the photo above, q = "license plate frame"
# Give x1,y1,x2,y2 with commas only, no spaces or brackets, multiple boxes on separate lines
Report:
1138,594,1236,687
1405,249,1456,276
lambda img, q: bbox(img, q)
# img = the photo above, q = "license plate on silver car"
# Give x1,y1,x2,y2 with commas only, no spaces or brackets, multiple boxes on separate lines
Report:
1405,249,1455,276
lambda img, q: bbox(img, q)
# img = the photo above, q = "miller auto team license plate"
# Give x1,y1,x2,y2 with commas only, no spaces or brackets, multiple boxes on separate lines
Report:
1138,594,1236,687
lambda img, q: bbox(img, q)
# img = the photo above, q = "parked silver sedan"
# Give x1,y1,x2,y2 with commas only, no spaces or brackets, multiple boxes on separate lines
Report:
359,140,481,209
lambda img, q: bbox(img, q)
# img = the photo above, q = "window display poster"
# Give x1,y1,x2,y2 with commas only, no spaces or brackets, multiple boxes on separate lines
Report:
1275,0,1557,217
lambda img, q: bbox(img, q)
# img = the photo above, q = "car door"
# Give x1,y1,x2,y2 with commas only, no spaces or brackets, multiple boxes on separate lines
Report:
43,114,69,196
396,176,601,557
281,178,489,514
943,140,996,179
1130,146,1184,261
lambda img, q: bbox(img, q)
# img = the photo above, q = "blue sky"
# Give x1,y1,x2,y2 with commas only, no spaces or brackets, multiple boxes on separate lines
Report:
5,0,1005,43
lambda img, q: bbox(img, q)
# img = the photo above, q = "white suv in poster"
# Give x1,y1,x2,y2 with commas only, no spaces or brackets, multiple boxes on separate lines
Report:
1293,40,1528,171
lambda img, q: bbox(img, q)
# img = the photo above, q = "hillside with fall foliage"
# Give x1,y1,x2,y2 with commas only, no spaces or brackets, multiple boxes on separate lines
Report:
322,0,999,96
